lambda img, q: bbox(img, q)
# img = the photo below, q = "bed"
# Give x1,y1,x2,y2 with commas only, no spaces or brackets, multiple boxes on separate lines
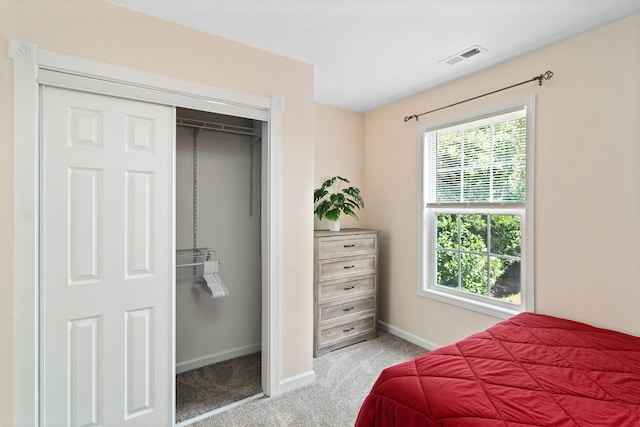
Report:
355,312,640,426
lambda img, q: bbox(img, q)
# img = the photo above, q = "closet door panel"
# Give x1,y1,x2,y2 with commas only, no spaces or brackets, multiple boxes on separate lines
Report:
69,316,101,426
41,86,174,426
126,171,154,277
124,308,154,418
69,167,103,284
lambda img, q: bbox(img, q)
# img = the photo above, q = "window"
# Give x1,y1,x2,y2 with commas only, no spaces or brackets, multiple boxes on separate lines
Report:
420,98,534,317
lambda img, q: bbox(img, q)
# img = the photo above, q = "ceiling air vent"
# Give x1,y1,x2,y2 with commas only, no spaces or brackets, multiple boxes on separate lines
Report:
440,45,486,66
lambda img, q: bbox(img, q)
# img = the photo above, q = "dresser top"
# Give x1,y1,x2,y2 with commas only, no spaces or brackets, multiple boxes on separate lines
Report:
314,228,380,237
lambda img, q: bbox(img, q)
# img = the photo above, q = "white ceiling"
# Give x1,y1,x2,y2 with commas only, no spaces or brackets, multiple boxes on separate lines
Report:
105,0,640,113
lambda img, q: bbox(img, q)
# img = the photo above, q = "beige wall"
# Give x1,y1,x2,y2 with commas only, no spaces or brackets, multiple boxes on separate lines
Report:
0,0,314,423
365,14,640,347
314,104,366,229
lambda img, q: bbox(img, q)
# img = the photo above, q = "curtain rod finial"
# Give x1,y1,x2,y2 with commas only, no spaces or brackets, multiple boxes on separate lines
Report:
536,70,554,85
404,115,418,122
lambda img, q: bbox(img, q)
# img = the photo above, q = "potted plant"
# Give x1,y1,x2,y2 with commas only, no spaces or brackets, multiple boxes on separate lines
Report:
313,176,364,231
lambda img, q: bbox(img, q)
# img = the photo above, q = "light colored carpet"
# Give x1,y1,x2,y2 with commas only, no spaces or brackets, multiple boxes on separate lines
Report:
176,352,262,422
189,331,427,427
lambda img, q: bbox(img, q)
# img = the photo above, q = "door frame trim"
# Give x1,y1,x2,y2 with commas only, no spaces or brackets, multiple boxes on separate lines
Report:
10,39,282,425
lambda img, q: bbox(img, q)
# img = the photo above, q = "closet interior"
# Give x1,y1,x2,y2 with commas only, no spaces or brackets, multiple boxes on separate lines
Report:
174,108,263,423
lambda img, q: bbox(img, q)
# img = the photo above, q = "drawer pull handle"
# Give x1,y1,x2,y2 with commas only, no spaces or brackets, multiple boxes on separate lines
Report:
343,244,355,248
343,265,355,269
343,286,355,291
343,306,355,312
343,327,354,333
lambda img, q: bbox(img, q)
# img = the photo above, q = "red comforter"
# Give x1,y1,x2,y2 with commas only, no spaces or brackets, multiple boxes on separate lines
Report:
355,313,640,426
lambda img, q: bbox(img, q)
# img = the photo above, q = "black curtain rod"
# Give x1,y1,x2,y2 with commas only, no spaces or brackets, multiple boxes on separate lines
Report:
403,70,554,122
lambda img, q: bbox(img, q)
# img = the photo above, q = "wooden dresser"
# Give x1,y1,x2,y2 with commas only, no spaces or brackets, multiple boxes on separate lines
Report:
313,229,379,357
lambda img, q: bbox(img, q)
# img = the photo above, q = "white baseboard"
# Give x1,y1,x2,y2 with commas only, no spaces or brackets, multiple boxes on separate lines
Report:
377,320,441,351
278,369,316,394
176,343,261,374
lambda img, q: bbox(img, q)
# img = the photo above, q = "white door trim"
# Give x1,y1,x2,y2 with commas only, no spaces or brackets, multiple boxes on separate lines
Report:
10,39,282,425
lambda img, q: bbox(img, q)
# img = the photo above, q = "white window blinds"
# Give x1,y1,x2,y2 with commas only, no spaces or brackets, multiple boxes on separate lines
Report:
426,108,527,204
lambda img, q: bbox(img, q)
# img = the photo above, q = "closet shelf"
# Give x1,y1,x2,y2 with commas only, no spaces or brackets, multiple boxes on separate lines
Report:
176,247,214,269
176,248,213,259
177,117,261,137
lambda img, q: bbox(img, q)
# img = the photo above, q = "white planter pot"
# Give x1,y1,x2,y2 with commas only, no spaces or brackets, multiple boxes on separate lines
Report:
328,219,341,232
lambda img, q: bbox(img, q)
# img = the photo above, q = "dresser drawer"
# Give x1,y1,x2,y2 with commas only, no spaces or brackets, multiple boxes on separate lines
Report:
319,296,374,323
318,316,375,346
317,255,375,281
318,276,375,302
317,235,377,258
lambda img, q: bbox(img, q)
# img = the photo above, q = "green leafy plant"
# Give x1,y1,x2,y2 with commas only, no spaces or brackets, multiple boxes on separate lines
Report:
313,176,364,221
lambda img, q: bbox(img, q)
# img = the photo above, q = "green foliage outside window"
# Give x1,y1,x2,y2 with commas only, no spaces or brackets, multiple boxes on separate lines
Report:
436,213,521,301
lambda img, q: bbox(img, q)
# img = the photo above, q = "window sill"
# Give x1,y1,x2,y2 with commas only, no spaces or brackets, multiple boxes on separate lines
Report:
418,287,521,319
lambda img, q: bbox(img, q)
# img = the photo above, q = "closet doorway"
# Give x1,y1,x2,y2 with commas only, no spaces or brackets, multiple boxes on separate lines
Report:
174,109,264,423
11,39,282,426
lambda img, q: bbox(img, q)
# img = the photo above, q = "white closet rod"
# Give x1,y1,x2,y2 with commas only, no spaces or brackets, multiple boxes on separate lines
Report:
176,247,214,269
177,262,206,268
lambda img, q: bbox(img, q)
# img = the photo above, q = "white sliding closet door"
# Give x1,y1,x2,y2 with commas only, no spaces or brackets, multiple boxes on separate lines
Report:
41,86,174,426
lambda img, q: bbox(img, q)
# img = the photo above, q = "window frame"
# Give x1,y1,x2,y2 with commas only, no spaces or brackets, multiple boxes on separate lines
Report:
418,97,535,318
